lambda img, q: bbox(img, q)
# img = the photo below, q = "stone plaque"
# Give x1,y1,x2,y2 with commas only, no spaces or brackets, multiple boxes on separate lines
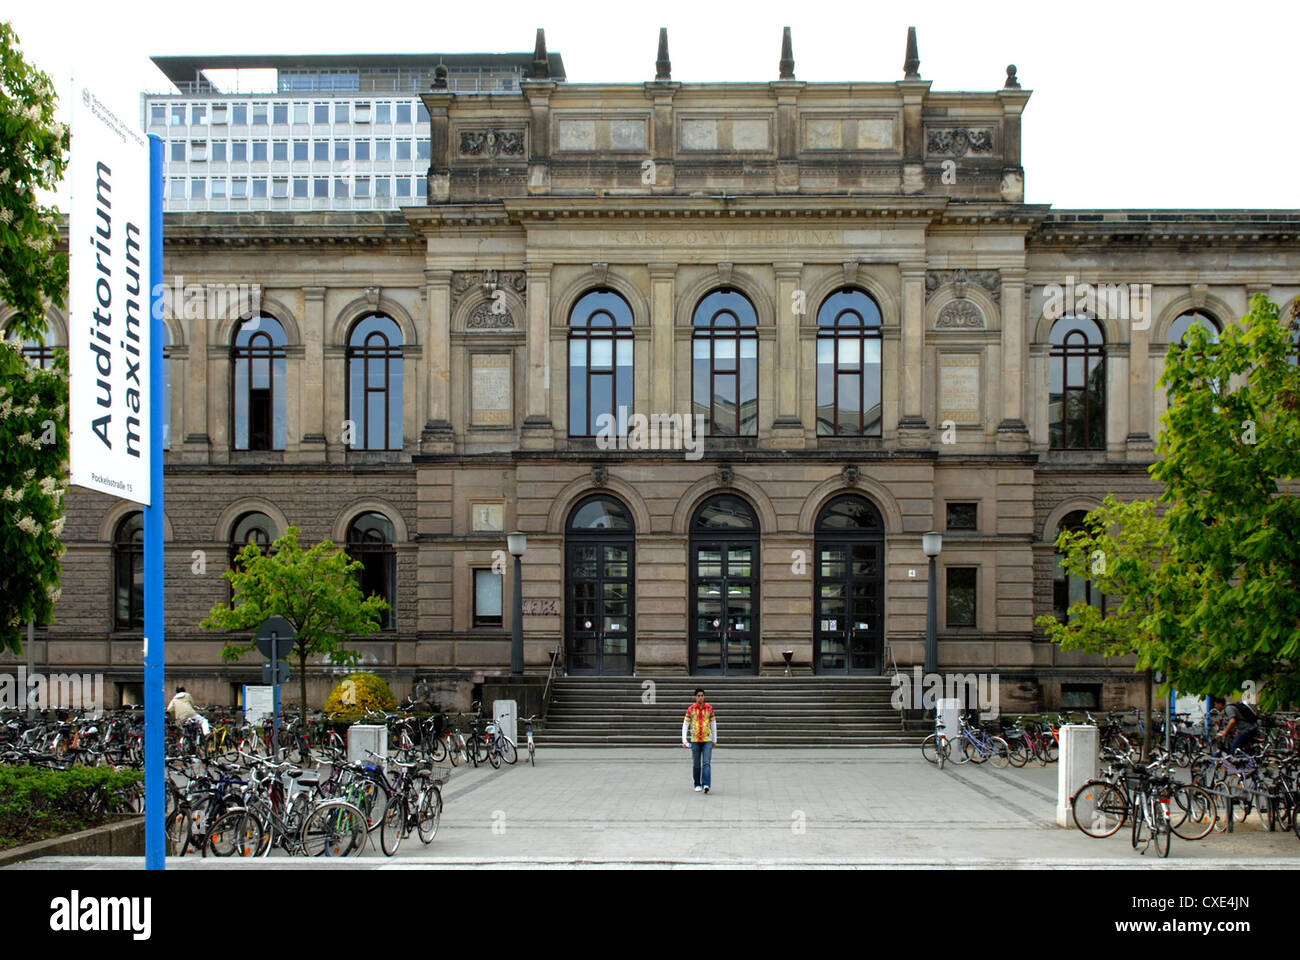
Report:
557,119,596,151
856,118,895,149
609,119,646,151
470,354,513,426
732,119,769,150
938,354,981,426
680,119,718,150
471,502,504,532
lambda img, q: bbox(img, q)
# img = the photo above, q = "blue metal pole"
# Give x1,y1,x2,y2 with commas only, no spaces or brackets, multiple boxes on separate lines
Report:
143,134,165,870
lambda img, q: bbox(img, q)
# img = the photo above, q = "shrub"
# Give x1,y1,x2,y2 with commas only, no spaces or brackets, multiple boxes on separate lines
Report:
0,765,143,850
323,672,397,722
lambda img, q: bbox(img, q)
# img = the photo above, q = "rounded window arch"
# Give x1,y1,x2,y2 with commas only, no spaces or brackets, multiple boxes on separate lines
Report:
229,511,276,564
1167,310,1220,350
1053,510,1104,619
1048,316,1105,450
231,315,287,450
347,512,396,628
693,493,759,531
346,313,404,450
113,512,144,631
4,318,61,369
815,493,884,531
692,290,758,436
816,289,883,437
568,290,634,438
567,494,635,532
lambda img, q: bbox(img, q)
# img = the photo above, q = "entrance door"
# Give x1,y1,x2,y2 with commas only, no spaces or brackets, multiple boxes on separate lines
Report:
565,496,635,675
690,494,760,675
812,494,885,674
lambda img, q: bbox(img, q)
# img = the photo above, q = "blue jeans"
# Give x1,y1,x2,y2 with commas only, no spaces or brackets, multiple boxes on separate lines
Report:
690,741,713,788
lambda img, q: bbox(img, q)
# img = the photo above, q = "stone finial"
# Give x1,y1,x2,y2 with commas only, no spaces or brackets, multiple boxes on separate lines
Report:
592,464,607,487
591,262,609,285
903,26,920,80
431,60,448,90
779,27,795,80
532,28,550,79
655,27,672,81
1004,64,1020,89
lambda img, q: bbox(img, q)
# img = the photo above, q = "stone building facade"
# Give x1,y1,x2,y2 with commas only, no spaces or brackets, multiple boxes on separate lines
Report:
7,32,1299,713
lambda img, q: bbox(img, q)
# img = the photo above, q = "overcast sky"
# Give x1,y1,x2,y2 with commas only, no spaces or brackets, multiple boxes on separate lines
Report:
9,0,1300,210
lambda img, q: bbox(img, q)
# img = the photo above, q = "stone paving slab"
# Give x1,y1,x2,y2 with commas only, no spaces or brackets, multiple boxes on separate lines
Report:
8,748,1300,868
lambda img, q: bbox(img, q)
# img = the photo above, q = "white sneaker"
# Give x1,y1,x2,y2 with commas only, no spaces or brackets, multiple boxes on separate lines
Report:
703,786,710,794
694,786,702,792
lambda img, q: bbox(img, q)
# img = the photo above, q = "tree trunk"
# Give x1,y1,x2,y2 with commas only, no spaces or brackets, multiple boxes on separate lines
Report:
299,644,309,728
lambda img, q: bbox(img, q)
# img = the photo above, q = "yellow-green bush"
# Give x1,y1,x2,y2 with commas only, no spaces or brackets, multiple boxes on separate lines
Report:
323,672,397,721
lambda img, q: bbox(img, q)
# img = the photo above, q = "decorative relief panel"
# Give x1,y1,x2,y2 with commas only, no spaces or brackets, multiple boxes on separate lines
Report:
925,269,1001,303
925,128,995,157
679,116,773,152
451,270,526,305
555,117,648,152
936,300,986,329
458,129,526,158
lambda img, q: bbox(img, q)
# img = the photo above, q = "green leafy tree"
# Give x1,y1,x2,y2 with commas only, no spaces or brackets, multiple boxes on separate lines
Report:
201,526,388,723
1150,295,1300,710
0,21,69,341
0,342,69,653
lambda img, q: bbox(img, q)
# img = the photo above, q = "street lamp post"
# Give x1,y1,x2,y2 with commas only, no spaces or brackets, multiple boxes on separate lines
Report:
922,532,943,679
507,532,527,676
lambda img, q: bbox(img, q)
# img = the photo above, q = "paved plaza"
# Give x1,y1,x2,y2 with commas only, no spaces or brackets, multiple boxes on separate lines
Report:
10,748,1300,869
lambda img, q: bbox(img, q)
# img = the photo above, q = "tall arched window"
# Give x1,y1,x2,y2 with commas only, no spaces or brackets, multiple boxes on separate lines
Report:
568,290,634,437
114,513,144,631
229,512,276,571
346,314,403,450
1053,511,1104,619
231,315,287,450
693,290,758,436
1165,310,1221,401
347,512,396,628
813,495,885,673
1048,316,1105,450
816,289,883,436
5,319,58,368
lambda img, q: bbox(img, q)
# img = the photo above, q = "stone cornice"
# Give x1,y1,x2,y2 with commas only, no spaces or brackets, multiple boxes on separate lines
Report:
160,210,420,248
1032,210,1300,246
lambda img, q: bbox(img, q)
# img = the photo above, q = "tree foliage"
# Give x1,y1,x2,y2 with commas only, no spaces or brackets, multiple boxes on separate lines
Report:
1039,296,1300,712
0,21,69,341
0,341,69,653
201,526,388,722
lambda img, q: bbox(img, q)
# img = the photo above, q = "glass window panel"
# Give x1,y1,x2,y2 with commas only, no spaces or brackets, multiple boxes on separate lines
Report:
314,103,329,123
396,141,411,160
714,338,736,362
231,104,247,124
396,103,411,123
589,339,613,369
273,103,288,124
696,548,722,579
272,141,287,161
474,570,502,622
294,103,309,123
838,338,860,365
232,142,247,161
376,140,391,160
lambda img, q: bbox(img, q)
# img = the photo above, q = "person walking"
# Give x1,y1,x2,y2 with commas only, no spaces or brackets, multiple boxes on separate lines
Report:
1213,697,1259,755
682,688,717,793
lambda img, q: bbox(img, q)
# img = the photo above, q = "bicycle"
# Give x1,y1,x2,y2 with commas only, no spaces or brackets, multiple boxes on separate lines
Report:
521,715,540,766
365,750,443,855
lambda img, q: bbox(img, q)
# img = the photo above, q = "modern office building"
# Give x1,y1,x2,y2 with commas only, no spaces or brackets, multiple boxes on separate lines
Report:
143,46,566,212
6,29,1299,715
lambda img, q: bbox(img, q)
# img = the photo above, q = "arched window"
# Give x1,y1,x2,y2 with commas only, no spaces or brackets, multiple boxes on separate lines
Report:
1053,511,1104,619
1167,310,1220,351
816,289,883,436
347,512,396,628
231,315,287,450
229,512,276,571
813,494,885,674
114,513,144,631
1048,316,1105,450
5,319,59,368
346,313,403,450
693,290,758,436
568,290,634,437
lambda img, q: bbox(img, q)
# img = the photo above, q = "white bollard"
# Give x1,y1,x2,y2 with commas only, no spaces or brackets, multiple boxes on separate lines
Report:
1057,724,1099,827
348,724,387,765
493,699,518,747
936,698,962,743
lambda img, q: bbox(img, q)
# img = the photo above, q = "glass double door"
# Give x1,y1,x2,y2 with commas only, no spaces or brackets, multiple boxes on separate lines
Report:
813,539,883,673
690,538,759,675
566,539,634,675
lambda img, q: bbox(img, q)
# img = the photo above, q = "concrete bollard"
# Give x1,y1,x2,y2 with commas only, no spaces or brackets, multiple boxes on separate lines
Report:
936,698,962,744
348,724,387,765
1057,724,1099,827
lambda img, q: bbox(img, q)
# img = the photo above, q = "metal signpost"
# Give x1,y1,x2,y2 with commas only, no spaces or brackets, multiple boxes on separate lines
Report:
256,617,294,758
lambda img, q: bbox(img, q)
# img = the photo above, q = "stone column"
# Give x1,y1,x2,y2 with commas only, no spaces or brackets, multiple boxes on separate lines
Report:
771,81,803,193
648,262,677,414
1127,303,1154,460
771,261,805,447
299,286,327,457
206,315,228,463
520,261,554,450
420,269,454,453
1106,344,1129,460
521,81,555,195
181,302,209,459
646,83,678,193
996,267,1030,453
899,81,930,195
897,260,930,447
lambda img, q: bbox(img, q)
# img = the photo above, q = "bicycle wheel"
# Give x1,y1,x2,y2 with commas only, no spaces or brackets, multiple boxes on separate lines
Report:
1005,738,1028,768
499,737,518,766
936,735,949,771
920,734,940,764
209,808,262,858
354,774,390,833
487,740,502,769
964,737,989,765
528,737,535,767
165,807,191,856
428,735,447,764
301,801,367,857
1131,796,1149,849
1153,799,1172,858
416,783,442,844
1169,784,1216,841
1043,738,1060,764
989,737,1011,769
1071,781,1127,838
380,801,405,856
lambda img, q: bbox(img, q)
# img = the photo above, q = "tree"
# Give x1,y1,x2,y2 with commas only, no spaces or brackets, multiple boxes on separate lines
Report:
201,526,389,723
0,21,69,341
1150,295,1300,710
0,342,69,653
0,21,71,653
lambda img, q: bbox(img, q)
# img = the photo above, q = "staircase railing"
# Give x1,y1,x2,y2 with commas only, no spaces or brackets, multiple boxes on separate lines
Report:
883,643,906,730
541,644,564,718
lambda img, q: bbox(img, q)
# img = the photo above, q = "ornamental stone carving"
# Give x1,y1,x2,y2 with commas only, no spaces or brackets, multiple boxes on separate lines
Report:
451,270,527,306
465,302,516,329
925,269,1001,303
925,128,994,157
459,129,526,158
936,299,986,329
